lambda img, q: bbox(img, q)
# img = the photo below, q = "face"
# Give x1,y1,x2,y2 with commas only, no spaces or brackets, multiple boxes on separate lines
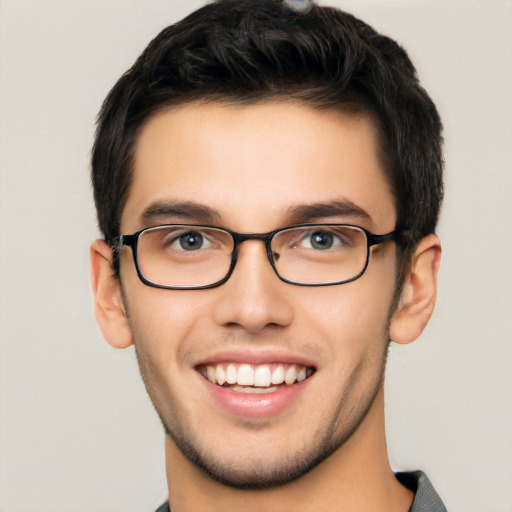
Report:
119,102,399,488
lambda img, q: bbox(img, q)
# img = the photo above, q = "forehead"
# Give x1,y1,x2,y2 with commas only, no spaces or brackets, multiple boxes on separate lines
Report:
122,102,396,233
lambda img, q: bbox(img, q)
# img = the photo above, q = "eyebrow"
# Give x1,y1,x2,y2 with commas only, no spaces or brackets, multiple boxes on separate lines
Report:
140,198,371,228
141,200,221,225
286,199,372,225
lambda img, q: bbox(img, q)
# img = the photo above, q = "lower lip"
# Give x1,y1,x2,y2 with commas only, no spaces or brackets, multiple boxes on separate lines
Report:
200,374,311,418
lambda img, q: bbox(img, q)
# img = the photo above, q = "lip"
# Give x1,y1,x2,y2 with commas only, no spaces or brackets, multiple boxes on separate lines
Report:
194,348,317,419
199,373,312,418
194,347,318,368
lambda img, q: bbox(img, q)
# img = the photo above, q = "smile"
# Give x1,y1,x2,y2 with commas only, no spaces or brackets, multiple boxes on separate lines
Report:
199,363,315,393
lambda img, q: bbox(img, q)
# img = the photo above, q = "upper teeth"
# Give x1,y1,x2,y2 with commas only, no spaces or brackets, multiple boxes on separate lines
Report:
201,363,309,387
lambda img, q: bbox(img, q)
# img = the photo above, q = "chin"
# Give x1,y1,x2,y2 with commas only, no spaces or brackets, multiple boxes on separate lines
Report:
164,423,346,490
158,382,383,490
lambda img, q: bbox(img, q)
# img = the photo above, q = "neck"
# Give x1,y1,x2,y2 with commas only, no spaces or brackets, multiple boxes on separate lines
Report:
164,390,413,512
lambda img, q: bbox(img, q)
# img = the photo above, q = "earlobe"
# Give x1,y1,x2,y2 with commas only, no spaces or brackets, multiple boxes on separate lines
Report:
90,239,133,349
389,234,442,345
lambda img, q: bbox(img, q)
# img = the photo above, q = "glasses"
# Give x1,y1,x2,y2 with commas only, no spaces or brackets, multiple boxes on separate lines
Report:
111,224,405,289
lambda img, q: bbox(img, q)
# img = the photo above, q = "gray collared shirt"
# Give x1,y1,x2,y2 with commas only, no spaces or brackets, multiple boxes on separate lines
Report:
396,470,447,512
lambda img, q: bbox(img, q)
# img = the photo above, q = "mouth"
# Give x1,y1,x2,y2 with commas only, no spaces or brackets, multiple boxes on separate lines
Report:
198,362,316,394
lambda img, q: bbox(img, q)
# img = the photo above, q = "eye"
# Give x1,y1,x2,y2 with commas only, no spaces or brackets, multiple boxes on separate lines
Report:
174,231,211,251
151,226,233,255
308,230,337,250
279,227,356,253
156,229,213,252
297,229,353,250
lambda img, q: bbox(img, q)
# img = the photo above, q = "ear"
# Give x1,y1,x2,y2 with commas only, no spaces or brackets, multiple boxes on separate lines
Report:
389,234,442,345
90,239,133,349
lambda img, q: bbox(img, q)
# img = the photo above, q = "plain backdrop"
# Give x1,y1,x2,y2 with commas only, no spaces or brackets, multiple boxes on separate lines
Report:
0,1,511,511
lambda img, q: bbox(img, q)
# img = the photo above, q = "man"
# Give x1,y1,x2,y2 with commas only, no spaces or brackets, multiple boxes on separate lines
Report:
89,0,445,510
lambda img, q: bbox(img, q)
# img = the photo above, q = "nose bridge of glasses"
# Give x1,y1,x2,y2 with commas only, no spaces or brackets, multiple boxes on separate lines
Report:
232,231,277,266
235,232,272,243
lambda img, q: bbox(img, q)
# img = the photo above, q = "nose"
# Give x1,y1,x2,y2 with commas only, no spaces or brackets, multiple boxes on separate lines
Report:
212,240,294,334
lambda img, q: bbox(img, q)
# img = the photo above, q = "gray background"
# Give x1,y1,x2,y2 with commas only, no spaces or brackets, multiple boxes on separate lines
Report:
1,1,511,511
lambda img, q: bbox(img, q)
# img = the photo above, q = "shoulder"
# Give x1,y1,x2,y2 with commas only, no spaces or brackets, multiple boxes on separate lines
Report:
154,502,170,512
396,470,447,512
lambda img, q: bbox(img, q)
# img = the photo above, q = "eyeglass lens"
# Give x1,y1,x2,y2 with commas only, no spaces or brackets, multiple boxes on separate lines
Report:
134,225,369,288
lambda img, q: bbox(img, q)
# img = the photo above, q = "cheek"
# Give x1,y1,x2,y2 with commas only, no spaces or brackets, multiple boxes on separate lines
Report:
123,278,207,369
125,287,209,411
297,271,395,358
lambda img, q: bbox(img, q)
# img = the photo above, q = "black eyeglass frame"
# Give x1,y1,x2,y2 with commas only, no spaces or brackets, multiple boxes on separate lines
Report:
110,223,407,290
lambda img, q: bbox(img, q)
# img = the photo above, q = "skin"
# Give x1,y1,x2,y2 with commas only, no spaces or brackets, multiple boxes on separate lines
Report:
91,102,441,512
